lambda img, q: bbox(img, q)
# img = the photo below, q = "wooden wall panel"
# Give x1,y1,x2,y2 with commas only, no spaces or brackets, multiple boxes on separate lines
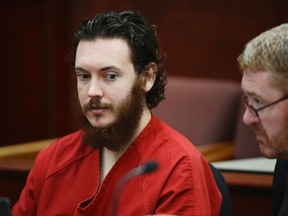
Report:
0,1,77,145
0,2,49,145
0,0,288,146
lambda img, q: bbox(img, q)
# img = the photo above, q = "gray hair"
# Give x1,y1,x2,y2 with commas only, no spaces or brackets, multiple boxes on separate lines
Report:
238,24,288,92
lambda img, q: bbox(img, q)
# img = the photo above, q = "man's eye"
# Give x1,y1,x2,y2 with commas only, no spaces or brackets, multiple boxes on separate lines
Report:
253,98,260,104
77,73,90,80
252,98,264,108
106,73,118,81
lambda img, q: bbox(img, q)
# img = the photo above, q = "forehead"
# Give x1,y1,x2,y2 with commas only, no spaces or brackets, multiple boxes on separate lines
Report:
241,69,282,97
75,38,132,66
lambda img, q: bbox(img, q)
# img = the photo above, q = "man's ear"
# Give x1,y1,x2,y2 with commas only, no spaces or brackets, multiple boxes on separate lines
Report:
142,62,157,92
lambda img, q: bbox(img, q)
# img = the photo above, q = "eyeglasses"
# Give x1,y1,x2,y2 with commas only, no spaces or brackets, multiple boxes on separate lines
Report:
242,94,288,117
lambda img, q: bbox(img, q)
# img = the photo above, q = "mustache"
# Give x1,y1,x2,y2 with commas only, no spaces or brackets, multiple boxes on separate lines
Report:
83,98,113,111
251,125,264,135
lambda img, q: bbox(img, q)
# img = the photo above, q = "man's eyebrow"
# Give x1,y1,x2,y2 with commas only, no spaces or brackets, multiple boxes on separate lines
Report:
100,66,121,72
75,66,89,73
244,91,253,96
242,89,256,97
74,66,121,72
244,91,266,101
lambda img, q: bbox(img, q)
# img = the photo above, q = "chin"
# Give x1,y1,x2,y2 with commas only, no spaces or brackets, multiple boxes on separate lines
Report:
89,117,115,128
260,146,277,159
89,120,110,128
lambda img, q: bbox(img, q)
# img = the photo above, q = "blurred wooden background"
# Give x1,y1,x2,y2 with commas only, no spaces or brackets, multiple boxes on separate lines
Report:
1,0,288,146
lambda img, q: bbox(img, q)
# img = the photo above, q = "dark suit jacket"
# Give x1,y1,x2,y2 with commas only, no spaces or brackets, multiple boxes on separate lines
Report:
273,159,288,216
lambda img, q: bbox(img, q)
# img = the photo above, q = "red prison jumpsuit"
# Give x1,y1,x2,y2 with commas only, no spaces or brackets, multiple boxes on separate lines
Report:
12,115,222,215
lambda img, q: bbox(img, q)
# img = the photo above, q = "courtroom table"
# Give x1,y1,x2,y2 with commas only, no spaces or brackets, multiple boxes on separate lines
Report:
213,157,276,216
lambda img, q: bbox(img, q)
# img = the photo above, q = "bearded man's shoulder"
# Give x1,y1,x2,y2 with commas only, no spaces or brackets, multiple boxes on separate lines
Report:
34,130,95,172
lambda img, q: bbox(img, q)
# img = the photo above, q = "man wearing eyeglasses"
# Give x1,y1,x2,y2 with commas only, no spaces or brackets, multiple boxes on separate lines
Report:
238,23,288,216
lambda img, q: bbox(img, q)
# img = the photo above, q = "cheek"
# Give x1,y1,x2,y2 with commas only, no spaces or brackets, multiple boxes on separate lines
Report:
77,86,87,105
264,110,288,142
111,89,132,107
109,81,136,104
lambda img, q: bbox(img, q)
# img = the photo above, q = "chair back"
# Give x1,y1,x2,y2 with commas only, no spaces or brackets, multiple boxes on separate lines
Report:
0,197,11,216
152,76,241,146
209,163,231,216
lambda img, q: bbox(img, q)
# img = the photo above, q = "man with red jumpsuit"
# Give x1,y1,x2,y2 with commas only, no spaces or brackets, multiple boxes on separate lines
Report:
12,10,222,216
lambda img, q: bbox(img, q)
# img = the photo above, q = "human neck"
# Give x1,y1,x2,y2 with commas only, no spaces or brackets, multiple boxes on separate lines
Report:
100,108,151,183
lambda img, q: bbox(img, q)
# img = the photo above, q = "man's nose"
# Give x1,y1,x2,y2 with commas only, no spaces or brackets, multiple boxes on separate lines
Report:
87,78,103,98
242,107,260,126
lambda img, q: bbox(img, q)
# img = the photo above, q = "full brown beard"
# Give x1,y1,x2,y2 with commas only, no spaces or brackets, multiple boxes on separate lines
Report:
78,78,146,151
